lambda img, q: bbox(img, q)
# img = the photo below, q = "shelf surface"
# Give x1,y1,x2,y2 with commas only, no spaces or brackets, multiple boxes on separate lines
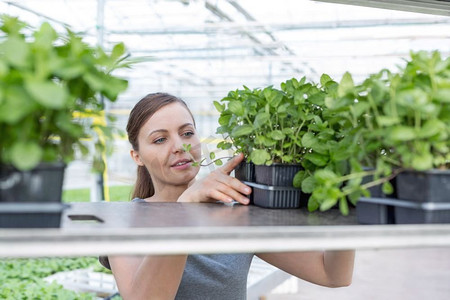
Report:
1,202,450,258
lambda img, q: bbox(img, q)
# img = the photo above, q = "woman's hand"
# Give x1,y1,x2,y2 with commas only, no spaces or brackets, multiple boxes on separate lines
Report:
178,153,252,204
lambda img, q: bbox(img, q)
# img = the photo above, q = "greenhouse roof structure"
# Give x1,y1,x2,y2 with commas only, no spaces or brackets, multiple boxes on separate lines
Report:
2,0,449,112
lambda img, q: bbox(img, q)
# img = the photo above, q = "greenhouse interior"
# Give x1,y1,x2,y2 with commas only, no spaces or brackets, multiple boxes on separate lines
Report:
1,0,450,299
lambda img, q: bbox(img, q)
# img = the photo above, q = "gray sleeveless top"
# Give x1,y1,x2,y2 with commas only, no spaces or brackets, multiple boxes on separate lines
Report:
99,199,254,299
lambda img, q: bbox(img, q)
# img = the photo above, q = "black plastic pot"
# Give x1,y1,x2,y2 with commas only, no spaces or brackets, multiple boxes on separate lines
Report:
356,197,395,224
396,169,450,202
234,161,255,182
254,163,302,187
0,162,66,202
0,162,67,228
0,203,69,228
244,181,306,209
357,197,450,224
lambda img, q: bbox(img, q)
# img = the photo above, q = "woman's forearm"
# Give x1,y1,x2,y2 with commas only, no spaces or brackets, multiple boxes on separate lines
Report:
111,254,188,300
323,250,355,287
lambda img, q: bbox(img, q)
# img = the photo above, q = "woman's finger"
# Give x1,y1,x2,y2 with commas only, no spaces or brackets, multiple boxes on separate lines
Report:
219,153,244,175
215,181,250,205
215,172,252,196
205,189,235,203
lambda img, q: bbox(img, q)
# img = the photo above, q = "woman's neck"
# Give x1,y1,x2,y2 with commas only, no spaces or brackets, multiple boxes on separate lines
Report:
149,182,190,202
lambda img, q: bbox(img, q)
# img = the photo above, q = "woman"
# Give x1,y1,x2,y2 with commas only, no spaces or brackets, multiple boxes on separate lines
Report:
104,92,355,300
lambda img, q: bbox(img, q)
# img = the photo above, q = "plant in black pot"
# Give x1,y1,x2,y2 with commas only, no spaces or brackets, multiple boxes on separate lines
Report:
0,15,132,228
356,50,450,224
314,51,450,223
215,78,335,209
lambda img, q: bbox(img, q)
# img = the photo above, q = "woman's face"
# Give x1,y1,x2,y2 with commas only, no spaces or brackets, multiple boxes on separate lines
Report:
131,102,201,189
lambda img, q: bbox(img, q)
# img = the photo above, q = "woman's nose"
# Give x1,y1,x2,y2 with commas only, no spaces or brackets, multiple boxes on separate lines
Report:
171,136,184,153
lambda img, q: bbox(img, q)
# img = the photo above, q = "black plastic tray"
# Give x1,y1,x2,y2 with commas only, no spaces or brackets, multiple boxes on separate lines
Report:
234,161,255,183
396,169,450,203
254,164,302,187
0,203,70,228
357,197,450,224
243,181,305,209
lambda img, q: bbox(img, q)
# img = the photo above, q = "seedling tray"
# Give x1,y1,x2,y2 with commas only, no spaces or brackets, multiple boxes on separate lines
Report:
0,202,70,228
243,181,304,209
357,197,450,224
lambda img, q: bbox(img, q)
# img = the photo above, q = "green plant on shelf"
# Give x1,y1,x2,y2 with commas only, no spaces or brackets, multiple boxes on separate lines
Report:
0,15,140,171
307,50,450,213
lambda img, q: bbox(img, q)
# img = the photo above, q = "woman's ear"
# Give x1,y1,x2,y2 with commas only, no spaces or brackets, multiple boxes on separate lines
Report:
130,149,144,166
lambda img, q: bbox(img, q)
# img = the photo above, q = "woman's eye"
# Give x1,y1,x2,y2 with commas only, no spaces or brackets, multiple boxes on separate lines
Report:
183,131,194,137
154,137,166,144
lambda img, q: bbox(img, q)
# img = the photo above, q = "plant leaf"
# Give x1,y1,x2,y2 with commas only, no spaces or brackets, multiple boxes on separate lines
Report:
301,176,315,193
231,125,253,138
338,72,354,97
388,126,416,141
25,80,68,109
10,142,43,170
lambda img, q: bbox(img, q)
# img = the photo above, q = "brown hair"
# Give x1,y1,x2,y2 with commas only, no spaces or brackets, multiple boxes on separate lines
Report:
127,92,195,200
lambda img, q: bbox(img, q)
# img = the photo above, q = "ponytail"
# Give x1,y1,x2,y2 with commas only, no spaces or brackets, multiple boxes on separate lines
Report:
132,165,154,200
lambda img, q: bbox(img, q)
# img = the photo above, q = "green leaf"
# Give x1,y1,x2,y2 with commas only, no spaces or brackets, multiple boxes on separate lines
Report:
228,101,244,116
320,195,338,211
215,160,223,166
293,170,306,188
83,72,105,92
209,152,216,160
213,100,225,113
411,153,433,170
377,116,400,126
418,119,444,138
382,181,394,195
2,36,30,67
0,87,36,123
111,42,126,60
389,126,416,141
351,102,370,118
270,130,285,140
320,73,332,86
218,113,232,126
25,80,67,109
338,72,354,97
254,112,270,128
339,197,349,216
301,132,315,148
307,196,320,212
305,153,329,167
34,22,57,49
301,176,316,193
249,149,271,165
314,169,338,183
10,142,43,170
434,89,450,103
231,125,253,138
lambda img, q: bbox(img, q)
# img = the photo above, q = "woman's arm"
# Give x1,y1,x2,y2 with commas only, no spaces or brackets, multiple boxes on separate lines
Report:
257,250,355,288
109,254,188,300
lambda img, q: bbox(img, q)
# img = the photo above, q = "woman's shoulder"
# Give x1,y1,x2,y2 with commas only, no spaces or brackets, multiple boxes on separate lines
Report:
131,197,146,202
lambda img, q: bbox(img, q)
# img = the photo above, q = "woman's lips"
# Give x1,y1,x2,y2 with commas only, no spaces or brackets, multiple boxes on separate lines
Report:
170,159,192,170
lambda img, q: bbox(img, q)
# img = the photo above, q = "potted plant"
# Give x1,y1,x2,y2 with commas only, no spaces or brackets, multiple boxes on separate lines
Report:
214,77,340,209
0,15,132,227
312,50,450,223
